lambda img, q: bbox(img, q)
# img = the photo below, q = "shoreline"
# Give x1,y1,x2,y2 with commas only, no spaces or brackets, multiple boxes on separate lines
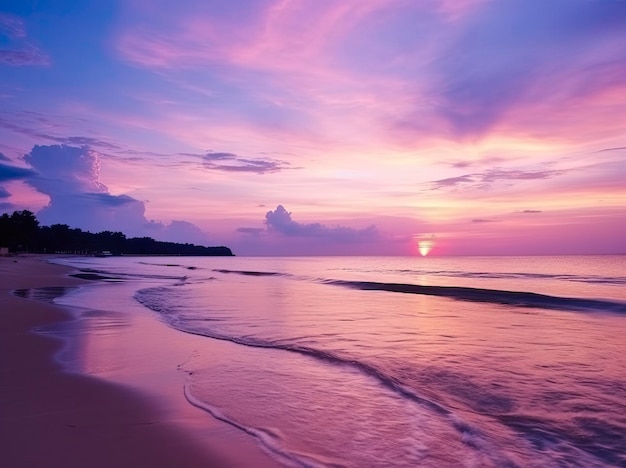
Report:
0,255,280,468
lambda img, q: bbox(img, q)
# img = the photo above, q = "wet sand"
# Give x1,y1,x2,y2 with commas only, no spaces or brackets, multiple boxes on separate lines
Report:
0,256,279,468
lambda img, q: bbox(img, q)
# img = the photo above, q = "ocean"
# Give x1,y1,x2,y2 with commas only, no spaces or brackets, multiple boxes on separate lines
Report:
47,255,626,467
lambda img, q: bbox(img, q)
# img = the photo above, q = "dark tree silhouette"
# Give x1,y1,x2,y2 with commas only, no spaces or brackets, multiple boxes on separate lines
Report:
0,210,39,252
0,211,233,256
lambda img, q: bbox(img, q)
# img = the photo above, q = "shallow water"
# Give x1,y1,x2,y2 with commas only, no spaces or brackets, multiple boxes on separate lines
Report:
52,255,626,467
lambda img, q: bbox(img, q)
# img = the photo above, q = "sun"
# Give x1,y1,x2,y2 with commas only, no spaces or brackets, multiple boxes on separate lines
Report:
415,235,436,256
418,240,434,256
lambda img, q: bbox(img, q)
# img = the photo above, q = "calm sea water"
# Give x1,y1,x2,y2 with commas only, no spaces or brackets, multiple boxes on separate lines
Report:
52,255,626,467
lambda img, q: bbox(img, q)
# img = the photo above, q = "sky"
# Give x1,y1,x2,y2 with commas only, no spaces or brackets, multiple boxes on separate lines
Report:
0,0,625,256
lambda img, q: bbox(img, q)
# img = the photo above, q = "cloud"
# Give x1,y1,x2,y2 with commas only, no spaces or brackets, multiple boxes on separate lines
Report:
20,145,209,243
386,0,626,141
432,0,626,137
0,114,121,150
0,160,37,181
237,227,265,237
0,186,10,198
265,205,378,242
0,14,26,39
431,175,474,188
59,136,122,151
24,145,107,194
82,193,139,207
471,218,496,223
203,152,290,174
596,147,626,153
430,168,564,190
0,14,49,66
520,209,542,214
161,220,210,245
0,46,50,66
22,145,152,233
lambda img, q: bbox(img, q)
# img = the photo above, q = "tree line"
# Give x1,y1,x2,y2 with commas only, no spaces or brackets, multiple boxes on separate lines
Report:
0,210,234,256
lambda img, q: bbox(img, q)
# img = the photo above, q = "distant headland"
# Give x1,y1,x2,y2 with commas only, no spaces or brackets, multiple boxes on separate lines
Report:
0,210,234,256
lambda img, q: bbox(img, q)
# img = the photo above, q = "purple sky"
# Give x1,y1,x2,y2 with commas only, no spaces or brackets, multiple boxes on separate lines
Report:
0,0,625,255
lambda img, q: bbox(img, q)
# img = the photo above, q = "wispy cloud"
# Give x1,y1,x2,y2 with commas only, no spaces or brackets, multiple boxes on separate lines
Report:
237,227,265,237
431,168,564,191
0,113,120,150
0,14,26,39
0,160,37,182
596,146,626,153
0,14,50,66
203,152,291,174
389,0,626,142
0,46,50,66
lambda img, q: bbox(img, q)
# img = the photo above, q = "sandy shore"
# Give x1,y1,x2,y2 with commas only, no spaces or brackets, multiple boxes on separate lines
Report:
0,256,280,468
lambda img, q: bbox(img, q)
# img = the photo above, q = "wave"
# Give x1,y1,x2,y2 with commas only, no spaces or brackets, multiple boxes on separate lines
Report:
74,267,188,282
330,266,626,286
135,287,495,453
183,386,330,468
408,269,626,286
134,286,524,464
213,268,289,277
324,279,626,313
137,286,447,413
210,268,626,314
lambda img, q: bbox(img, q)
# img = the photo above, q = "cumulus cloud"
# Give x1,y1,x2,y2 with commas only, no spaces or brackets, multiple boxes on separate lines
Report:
161,220,210,245
203,152,290,174
20,145,209,243
23,147,149,233
265,205,378,242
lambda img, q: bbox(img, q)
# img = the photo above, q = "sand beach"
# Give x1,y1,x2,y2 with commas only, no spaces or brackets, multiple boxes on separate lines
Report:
0,256,279,468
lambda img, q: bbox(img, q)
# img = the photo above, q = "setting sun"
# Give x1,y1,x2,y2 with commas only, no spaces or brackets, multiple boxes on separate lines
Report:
418,238,435,256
